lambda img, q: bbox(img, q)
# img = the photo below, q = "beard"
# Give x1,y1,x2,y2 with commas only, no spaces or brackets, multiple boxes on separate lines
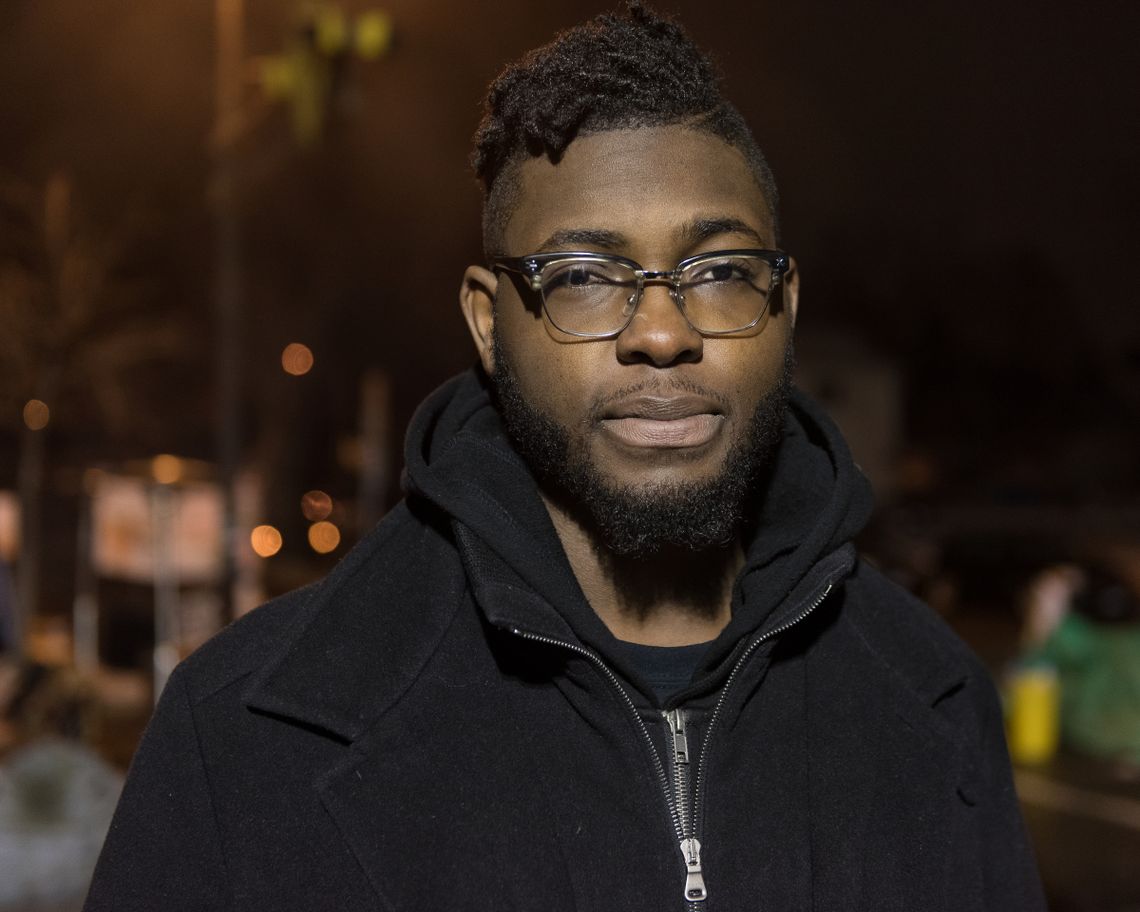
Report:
489,331,793,558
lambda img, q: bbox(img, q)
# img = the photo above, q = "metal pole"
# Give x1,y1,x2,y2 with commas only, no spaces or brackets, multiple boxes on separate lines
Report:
72,484,98,673
151,484,179,702
214,0,244,622
13,422,44,654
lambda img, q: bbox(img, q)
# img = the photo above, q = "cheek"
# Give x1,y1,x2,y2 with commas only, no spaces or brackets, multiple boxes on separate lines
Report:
523,351,599,423
709,325,791,402
499,311,601,421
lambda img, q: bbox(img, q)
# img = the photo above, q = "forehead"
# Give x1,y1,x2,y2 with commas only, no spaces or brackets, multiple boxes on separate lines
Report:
503,126,775,255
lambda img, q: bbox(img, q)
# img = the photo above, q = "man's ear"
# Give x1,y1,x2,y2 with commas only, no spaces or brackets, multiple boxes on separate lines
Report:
783,256,800,327
459,265,499,375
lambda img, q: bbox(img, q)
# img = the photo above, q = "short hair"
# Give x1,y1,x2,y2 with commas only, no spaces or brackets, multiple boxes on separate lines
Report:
472,2,780,258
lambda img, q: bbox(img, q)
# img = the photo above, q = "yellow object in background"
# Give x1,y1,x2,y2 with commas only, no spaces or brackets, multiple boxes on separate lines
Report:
314,6,349,55
355,11,393,60
1007,664,1061,765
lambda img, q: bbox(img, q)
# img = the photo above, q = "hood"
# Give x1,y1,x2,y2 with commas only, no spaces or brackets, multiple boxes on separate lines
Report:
403,367,874,683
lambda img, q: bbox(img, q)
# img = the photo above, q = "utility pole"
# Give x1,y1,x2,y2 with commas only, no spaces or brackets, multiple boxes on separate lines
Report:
210,2,393,620
213,0,245,621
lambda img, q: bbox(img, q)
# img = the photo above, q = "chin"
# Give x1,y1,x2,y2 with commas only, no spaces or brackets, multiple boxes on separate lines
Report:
609,461,725,493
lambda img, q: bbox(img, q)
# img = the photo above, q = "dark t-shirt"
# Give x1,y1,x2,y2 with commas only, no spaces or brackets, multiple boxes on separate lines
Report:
612,639,712,704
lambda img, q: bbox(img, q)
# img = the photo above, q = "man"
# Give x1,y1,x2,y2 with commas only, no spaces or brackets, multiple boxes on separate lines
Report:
86,5,1045,910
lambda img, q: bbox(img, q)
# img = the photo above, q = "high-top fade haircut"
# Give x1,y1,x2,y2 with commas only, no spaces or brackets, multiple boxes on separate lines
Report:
472,1,780,259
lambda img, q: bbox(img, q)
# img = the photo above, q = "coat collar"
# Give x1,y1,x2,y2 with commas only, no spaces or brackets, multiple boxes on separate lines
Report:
242,502,468,743
241,508,972,762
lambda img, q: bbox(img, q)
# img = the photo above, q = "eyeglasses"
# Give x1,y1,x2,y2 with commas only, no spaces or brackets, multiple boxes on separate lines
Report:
490,248,789,338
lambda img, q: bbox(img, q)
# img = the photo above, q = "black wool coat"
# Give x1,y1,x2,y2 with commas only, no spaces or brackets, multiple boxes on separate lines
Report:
85,374,1045,911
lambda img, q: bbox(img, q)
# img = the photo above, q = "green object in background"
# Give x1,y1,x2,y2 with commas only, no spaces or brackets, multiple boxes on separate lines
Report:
1035,613,1140,766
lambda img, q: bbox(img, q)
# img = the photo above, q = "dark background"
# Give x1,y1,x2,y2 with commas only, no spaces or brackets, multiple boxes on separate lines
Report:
2,0,1136,511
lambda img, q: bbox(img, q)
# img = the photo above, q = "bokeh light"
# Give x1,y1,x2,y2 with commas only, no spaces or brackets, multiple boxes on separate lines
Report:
281,342,314,376
22,399,50,430
355,11,394,59
151,454,184,485
315,7,348,54
250,524,283,558
301,489,333,521
307,521,340,554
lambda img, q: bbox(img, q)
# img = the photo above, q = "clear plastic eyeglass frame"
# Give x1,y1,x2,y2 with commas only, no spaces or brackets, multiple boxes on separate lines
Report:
490,248,790,338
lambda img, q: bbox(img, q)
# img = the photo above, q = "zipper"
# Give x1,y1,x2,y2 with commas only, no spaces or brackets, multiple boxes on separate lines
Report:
665,708,692,833
666,708,707,904
687,579,835,874
507,629,685,839
508,578,834,910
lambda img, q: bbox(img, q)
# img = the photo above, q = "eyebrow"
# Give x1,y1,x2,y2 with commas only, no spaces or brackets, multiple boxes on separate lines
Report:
680,216,768,248
534,228,627,253
531,216,768,255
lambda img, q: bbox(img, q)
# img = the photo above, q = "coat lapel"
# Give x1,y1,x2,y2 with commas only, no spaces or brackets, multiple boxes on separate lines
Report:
806,589,972,911
243,504,467,741
311,602,580,912
240,507,483,907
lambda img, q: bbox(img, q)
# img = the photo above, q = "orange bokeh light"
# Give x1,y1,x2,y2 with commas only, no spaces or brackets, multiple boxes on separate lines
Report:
301,489,333,521
151,454,184,485
250,524,283,558
307,521,340,554
23,399,50,431
281,342,314,376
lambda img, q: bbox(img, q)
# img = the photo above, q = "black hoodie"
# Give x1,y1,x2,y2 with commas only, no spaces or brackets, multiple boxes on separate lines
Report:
86,369,1045,912
404,368,873,705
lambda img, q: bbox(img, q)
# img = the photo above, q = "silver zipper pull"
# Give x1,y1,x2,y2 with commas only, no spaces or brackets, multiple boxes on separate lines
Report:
666,708,689,764
679,837,708,902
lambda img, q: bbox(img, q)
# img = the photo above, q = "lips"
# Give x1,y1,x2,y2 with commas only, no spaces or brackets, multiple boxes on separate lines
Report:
598,395,725,449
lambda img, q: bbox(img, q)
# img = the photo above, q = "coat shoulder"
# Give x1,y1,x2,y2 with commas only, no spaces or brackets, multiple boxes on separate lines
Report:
841,558,992,705
832,558,1012,793
174,500,441,706
175,582,317,705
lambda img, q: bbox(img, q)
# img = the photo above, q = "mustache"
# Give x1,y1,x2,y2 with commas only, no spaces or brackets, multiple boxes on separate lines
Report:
588,376,732,421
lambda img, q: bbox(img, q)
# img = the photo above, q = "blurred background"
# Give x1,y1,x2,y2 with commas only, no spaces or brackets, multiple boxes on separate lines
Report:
0,0,1137,908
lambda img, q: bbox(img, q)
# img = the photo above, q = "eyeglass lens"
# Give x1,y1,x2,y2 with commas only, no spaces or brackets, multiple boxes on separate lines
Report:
539,255,774,335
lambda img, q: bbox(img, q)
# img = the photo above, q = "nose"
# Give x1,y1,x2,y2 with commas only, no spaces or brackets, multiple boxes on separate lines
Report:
614,282,703,366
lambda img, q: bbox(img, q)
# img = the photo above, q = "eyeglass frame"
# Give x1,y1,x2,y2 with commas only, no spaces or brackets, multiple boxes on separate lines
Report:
489,248,791,339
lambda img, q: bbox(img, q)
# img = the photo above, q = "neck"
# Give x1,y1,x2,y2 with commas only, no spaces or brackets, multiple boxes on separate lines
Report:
542,493,742,646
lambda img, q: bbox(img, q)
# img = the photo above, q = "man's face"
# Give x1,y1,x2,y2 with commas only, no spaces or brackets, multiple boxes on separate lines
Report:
463,126,799,554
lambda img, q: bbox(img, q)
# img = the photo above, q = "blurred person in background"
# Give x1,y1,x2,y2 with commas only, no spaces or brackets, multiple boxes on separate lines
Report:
0,661,122,911
1021,562,1140,773
85,4,1043,909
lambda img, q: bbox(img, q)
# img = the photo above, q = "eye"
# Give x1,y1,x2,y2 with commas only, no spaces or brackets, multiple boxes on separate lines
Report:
543,261,623,291
566,267,600,286
690,258,756,284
